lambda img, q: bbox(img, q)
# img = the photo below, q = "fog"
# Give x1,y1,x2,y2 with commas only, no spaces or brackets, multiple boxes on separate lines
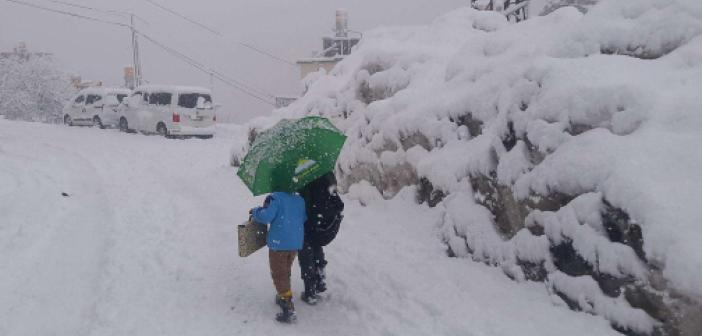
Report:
0,0,467,123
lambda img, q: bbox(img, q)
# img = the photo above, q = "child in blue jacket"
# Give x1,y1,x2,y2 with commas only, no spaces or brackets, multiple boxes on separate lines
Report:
250,191,306,323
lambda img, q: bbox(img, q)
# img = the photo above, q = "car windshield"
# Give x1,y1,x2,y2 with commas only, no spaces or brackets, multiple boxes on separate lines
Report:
86,94,102,105
116,94,128,103
178,93,212,109
104,94,122,106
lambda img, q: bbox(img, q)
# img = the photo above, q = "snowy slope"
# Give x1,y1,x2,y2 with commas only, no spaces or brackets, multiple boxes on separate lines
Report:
259,0,702,334
0,119,621,335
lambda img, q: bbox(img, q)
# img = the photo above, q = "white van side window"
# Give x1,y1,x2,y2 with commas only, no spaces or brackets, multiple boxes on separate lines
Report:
127,92,143,106
149,92,172,106
74,95,85,104
178,93,211,108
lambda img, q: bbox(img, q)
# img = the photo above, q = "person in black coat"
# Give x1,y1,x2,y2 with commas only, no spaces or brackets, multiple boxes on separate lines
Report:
298,172,344,305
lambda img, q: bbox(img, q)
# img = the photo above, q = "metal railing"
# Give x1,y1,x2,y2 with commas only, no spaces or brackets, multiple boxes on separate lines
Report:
470,0,530,23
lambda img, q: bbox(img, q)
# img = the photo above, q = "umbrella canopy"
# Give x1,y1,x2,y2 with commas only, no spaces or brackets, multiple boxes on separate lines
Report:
237,116,347,196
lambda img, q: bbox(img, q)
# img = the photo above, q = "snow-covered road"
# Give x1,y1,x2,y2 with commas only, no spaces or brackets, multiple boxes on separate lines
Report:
0,119,620,336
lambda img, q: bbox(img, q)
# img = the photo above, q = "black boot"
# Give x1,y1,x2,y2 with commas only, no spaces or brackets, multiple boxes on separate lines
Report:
301,280,319,305
316,261,328,293
275,295,297,323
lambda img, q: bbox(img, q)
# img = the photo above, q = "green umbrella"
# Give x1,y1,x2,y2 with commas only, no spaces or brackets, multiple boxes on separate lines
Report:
237,116,347,196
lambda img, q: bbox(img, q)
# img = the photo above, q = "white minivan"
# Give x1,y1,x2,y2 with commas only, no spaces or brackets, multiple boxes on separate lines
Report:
63,87,131,128
117,85,217,139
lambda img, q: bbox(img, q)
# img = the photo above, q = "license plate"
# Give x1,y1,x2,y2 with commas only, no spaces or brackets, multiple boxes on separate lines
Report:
190,116,204,121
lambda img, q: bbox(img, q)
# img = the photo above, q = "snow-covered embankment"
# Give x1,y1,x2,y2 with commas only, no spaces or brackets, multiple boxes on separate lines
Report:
259,1,702,334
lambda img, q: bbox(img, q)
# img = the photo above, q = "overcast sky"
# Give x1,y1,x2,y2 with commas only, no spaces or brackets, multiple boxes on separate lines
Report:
0,0,467,122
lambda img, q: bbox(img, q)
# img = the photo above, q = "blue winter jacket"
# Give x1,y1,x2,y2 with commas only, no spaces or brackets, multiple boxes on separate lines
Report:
251,192,306,251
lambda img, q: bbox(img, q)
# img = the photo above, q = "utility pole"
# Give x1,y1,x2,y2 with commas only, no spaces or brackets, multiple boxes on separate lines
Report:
130,14,143,87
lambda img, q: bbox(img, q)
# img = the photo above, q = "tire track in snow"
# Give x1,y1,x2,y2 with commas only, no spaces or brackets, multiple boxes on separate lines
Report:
0,167,21,199
0,135,115,336
71,131,254,335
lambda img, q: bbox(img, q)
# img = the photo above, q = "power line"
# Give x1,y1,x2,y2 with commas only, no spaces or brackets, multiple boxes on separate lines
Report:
136,31,275,105
8,0,145,84
28,0,276,98
2,0,276,106
142,0,297,67
143,0,219,36
138,0,283,97
136,32,273,100
44,0,107,12
3,0,129,28
237,42,297,67
42,0,149,24
137,35,275,99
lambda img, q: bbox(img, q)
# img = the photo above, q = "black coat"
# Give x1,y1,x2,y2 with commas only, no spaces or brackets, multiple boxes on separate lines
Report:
299,173,344,246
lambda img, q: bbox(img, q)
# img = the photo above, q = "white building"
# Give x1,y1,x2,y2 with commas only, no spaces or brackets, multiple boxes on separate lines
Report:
296,9,362,80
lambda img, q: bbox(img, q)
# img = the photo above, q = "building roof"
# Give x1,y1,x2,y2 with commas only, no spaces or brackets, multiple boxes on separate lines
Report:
296,56,345,64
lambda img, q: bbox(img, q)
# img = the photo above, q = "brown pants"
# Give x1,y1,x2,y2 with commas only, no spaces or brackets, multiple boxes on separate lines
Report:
269,250,297,296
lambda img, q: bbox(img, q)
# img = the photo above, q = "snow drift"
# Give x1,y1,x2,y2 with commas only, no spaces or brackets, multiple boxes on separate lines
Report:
247,1,702,334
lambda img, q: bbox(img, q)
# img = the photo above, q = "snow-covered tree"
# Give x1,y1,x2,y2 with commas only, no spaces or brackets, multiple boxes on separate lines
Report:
0,55,75,123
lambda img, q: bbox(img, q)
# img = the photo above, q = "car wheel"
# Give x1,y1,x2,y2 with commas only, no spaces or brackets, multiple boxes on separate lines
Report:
93,116,104,129
156,123,169,138
119,117,129,133
64,115,73,126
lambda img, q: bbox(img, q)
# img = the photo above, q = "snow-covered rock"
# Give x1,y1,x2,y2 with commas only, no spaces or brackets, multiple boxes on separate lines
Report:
248,1,702,334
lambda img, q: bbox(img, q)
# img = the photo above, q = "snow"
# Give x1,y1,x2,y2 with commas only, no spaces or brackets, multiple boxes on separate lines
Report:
527,193,648,279
134,84,212,94
0,119,623,335
77,87,132,96
547,271,658,334
254,0,702,331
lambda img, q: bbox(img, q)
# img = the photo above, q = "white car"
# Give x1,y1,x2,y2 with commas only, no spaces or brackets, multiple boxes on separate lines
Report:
117,85,217,139
63,87,131,128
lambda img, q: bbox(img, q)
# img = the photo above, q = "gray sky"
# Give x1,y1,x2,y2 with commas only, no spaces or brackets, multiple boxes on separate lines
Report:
0,0,467,123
